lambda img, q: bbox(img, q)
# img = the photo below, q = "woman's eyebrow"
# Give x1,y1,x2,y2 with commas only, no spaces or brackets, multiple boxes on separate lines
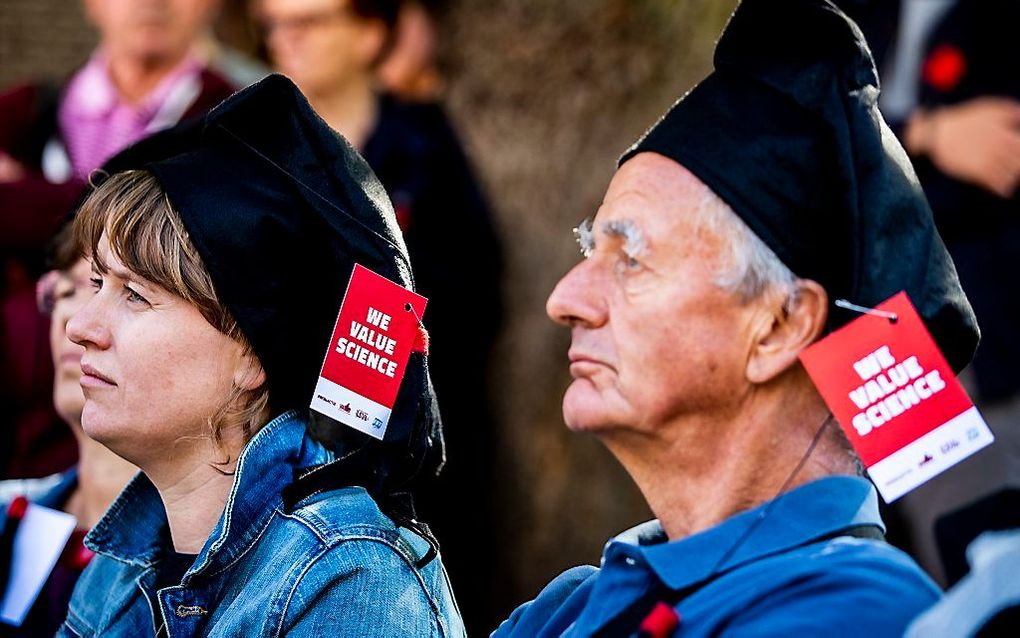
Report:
105,265,134,280
102,263,154,288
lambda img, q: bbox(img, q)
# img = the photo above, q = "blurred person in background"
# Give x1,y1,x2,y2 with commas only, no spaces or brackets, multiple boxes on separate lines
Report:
495,0,980,635
905,497,1020,637
376,0,445,102
254,0,503,631
194,27,272,89
0,0,237,481
58,75,462,637
0,224,137,637
837,0,1020,586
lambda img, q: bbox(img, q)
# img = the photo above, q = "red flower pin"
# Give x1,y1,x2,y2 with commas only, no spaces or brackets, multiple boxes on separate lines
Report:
923,44,967,92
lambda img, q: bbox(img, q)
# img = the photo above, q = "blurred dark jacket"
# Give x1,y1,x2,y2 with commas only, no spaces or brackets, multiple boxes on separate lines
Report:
839,0,1020,402
362,92,503,632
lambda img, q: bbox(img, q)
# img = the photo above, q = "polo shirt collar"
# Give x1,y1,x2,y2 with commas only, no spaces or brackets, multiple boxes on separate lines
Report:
609,475,882,592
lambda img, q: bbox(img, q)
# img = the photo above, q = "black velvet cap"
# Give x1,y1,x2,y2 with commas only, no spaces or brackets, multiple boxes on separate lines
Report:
100,74,442,489
620,0,979,372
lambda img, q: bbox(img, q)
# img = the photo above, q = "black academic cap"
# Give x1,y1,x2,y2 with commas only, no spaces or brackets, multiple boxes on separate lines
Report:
619,0,979,372
100,74,442,490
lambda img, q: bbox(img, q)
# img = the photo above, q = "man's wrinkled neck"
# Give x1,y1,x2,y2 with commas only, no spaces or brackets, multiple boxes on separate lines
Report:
603,376,856,541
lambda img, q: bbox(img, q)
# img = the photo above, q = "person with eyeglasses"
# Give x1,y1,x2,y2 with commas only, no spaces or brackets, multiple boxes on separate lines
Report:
0,224,137,638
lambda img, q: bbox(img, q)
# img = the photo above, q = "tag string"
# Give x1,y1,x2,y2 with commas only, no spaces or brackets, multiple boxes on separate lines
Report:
834,299,898,323
404,302,424,325
404,303,430,355
708,414,835,575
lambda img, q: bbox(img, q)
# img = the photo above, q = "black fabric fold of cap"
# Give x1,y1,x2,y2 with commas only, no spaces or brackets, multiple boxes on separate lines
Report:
619,0,979,372
98,74,443,492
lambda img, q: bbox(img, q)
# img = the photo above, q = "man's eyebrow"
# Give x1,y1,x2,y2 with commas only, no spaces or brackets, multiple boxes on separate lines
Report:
600,219,648,257
573,216,595,257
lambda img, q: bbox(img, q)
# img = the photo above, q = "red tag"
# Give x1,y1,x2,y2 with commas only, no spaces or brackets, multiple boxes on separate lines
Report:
311,264,427,440
799,292,993,502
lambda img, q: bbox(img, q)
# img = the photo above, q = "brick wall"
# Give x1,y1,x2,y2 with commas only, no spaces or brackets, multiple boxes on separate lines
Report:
0,0,97,86
0,0,257,88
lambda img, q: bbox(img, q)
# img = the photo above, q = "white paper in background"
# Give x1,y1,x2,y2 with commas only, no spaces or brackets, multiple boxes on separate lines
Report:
0,503,77,627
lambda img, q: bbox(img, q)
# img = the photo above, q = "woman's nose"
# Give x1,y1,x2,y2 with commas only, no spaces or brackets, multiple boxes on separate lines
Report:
66,293,112,350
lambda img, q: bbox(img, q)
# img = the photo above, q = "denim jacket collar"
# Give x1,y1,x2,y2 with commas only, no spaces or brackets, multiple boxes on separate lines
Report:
85,410,333,578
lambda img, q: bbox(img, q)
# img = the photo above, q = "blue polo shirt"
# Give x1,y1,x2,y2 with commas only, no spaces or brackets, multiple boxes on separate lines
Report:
494,476,940,637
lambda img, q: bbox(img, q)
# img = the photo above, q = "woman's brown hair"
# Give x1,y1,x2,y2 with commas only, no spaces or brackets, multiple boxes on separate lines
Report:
74,170,271,460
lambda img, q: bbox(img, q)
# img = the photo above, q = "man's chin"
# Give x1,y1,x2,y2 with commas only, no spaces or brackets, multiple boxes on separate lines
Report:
129,39,186,66
561,384,614,433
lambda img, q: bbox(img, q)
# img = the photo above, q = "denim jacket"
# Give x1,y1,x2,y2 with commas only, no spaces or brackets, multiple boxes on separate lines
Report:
58,410,464,637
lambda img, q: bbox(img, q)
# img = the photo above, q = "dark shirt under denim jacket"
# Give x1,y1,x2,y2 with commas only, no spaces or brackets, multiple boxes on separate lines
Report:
57,410,465,637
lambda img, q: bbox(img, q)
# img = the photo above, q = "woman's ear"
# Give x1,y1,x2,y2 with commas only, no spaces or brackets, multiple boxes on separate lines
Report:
233,350,267,392
746,279,829,384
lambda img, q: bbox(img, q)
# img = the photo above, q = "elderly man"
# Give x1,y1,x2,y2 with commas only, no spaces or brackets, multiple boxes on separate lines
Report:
494,0,979,636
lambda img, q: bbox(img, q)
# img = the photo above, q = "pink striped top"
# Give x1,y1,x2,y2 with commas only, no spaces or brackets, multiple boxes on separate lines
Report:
57,51,204,180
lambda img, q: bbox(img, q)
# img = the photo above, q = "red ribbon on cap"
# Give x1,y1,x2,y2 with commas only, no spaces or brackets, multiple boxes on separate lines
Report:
413,325,430,355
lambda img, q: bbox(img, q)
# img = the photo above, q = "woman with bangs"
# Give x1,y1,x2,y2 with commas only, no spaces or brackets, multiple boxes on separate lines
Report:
57,75,463,637
71,172,270,469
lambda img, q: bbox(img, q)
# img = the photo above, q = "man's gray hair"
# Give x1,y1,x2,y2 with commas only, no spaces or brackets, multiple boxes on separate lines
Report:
690,187,798,310
692,190,866,475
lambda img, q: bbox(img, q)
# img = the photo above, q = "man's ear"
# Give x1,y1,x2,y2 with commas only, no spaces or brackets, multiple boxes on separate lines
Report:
746,279,828,384
234,350,267,392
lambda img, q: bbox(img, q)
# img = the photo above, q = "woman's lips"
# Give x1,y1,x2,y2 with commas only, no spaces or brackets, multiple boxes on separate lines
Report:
80,362,116,388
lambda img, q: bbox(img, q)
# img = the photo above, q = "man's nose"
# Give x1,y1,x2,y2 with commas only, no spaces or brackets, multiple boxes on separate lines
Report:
66,293,112,350
546,259,606,328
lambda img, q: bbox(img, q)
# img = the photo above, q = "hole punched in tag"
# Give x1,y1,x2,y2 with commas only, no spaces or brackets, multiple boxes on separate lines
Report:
404,302,423,323
835,299,898,323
